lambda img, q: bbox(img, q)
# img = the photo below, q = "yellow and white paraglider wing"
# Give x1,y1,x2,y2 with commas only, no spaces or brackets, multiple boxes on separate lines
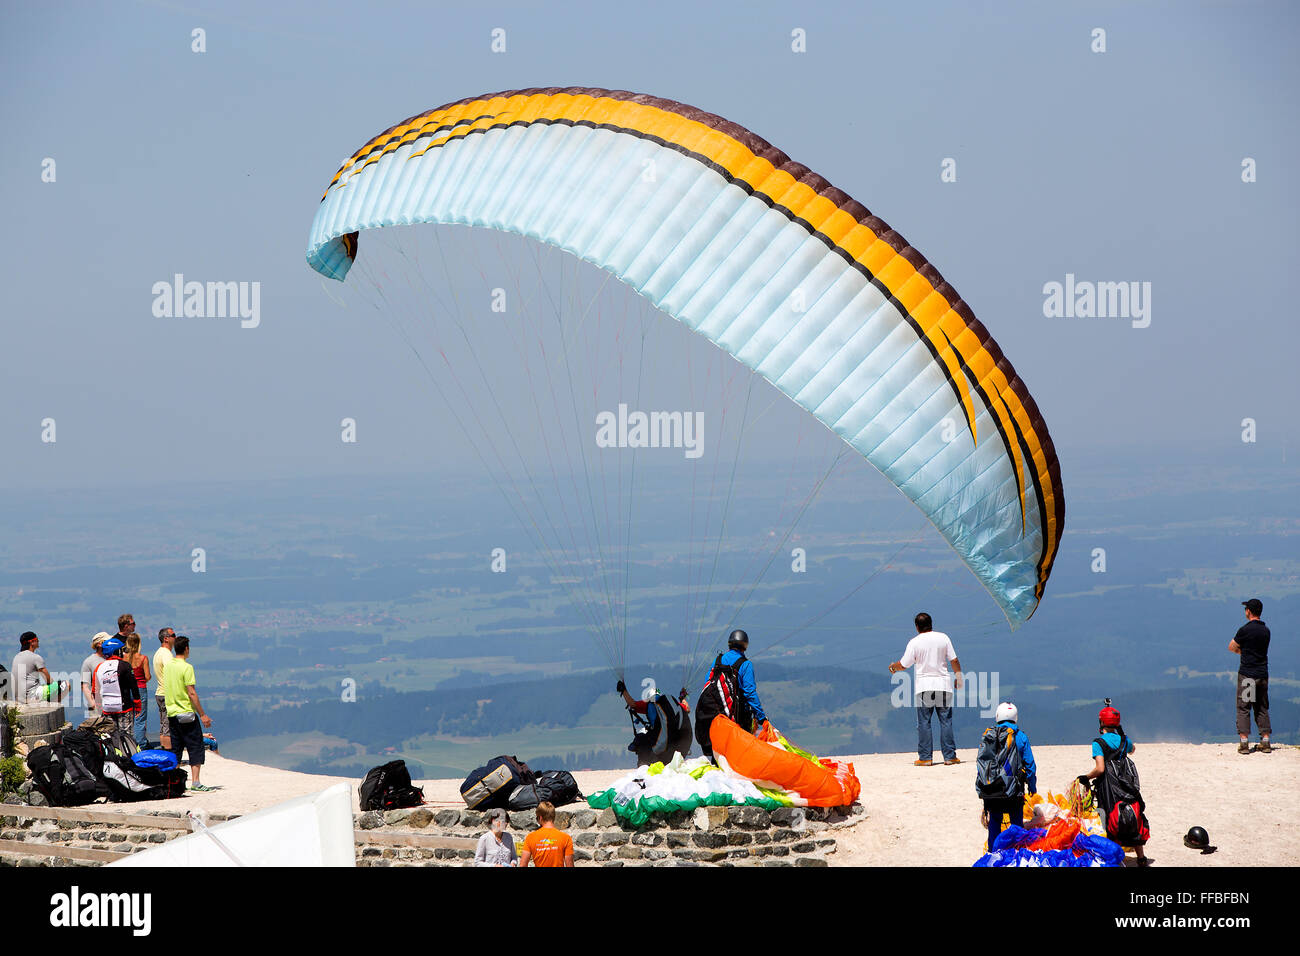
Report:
306,88,1064,626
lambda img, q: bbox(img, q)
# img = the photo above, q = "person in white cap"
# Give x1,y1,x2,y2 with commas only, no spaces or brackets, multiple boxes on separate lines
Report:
976,701,1037,850
79,633,110,720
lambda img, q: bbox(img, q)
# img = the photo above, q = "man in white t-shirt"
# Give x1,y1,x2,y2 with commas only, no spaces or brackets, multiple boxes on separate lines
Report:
889,612,963,767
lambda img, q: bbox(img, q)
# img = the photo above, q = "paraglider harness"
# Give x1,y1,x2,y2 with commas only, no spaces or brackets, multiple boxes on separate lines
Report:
627,690,691,762
975,722,1026,799
695,651,753,733
1090,727,1150,846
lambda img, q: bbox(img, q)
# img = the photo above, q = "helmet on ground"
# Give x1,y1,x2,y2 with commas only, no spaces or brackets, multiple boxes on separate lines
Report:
100,637,125,657
727,629,749,649
1183,826,1215,853
995,702,1018,723
1098,705,1122,727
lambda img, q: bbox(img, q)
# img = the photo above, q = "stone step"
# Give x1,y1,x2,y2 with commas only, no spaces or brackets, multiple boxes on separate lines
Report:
6,702,68,736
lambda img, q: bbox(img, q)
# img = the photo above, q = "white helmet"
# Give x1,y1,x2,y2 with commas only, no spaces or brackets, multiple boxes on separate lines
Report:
995,702,1018,723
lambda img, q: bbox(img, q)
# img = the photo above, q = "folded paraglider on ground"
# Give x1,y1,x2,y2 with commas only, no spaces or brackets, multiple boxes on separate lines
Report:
974,780,1124,867
587,717,861,828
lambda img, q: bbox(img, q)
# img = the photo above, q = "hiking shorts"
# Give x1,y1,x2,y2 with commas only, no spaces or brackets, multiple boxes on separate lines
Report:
156,695,169,735
105,711,134,738
169,715,205,766
1236,674,1271,737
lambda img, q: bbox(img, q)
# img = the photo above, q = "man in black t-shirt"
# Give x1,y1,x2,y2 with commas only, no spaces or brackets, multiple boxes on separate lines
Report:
1229,598,1271,754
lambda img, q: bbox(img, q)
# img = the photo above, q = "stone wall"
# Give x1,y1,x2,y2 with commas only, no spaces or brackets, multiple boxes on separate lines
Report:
354,801,865,867
0,810,195,867
1,702,72,759
1,786,867,867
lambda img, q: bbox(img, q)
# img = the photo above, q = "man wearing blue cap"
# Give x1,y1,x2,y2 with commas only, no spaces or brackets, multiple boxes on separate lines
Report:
1229,598,1271,754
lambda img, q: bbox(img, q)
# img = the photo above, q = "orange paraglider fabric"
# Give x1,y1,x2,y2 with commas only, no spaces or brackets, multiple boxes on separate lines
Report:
1027,818,1080,851
710,716,861,807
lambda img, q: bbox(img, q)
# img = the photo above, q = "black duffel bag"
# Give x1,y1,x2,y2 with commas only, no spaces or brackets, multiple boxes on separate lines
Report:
461,755,535,811
101,754,188,802
506,770,585,811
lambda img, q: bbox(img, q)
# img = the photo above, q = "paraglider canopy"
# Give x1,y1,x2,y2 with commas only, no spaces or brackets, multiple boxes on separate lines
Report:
306,86,1064,634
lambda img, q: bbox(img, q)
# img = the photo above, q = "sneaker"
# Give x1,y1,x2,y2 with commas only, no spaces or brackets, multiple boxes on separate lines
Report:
914,759,933,767
189,783,214,792
1238,742,1250,754
944,757,962,765
1259,740,1272,754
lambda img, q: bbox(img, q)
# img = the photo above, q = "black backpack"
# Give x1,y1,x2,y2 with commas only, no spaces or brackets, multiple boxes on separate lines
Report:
61,729,105,779
359,760,425,811
695,652,752,733
1093,732,1150,845
460,755,535,811
975,724,1025,799
101,728,139,762
506,770,585,811
630,693,692,761
101,753,187,802
26,743,109,807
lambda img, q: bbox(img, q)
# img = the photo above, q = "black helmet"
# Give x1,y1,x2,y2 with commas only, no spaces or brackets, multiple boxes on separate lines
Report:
1183,826,1215,853
727,629,749,649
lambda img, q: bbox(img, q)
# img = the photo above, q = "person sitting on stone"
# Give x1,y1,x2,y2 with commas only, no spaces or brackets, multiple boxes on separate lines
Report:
12,632,70,703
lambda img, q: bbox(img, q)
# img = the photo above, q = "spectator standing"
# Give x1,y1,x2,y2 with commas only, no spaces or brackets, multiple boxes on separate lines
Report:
1230,598,1271,754
519,801,574,867
11,632,69,703
474,808,518,866
92,637,140,738
889,612,964,766
125,634,152,749
154,627,176,750
79,633,109,720
163,635,214,790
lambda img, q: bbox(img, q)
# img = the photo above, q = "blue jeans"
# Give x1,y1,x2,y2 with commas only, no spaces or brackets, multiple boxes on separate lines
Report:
916,691,956,761
133,705,149,749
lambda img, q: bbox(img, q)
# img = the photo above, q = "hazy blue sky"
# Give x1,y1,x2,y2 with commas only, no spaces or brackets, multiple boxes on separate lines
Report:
2,0,1297,494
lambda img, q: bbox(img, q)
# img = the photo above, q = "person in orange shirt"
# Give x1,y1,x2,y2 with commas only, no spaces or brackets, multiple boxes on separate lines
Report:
519,801,574,868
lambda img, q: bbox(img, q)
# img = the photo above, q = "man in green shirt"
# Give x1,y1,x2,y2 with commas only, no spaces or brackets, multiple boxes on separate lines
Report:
162,635,214,791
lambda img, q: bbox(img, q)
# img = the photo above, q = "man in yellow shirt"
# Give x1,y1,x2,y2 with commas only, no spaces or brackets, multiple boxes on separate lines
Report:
153,627,176,750
162,635,214,791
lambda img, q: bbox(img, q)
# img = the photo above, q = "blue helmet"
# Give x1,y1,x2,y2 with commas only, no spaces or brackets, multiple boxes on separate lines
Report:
100,637,125,657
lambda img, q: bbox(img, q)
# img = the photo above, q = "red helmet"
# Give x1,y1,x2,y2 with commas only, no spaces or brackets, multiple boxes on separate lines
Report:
1098,706,1121,727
